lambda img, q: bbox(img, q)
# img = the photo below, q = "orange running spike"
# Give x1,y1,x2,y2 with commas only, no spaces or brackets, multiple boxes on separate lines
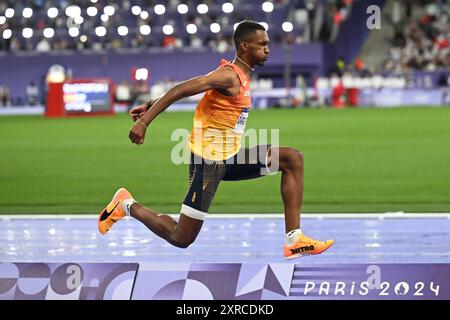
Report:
284,233,334,259
98,188,134,235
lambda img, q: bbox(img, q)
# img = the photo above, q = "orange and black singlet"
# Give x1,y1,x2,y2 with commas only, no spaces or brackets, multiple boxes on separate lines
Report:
187,59,251,161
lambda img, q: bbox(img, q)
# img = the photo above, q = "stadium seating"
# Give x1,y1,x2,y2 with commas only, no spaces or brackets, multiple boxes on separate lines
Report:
0,0,345,52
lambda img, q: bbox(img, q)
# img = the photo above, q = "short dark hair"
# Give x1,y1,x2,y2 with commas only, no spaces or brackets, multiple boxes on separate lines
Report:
233,20,266,49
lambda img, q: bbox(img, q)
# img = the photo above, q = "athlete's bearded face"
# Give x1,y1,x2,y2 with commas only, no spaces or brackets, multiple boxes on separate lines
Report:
244,30,270,67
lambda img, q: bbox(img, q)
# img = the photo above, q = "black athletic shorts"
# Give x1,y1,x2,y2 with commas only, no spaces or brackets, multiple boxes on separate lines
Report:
181,145,275,219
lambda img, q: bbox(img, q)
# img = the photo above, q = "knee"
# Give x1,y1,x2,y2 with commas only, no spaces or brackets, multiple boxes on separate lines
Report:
173,241,192,249
283,149,304,171
170,235,195,249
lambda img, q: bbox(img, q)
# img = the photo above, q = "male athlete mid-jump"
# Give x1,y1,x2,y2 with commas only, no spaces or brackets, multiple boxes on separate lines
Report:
98,21,333,259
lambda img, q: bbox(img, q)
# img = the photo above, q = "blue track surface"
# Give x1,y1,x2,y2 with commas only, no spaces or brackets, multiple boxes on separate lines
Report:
1,215,449,263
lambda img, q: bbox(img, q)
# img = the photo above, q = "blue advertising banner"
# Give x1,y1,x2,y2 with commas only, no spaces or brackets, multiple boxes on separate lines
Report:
1,263,448,300
131,263,449,300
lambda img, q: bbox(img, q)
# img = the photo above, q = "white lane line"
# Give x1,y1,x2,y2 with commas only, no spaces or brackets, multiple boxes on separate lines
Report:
0,213,449,220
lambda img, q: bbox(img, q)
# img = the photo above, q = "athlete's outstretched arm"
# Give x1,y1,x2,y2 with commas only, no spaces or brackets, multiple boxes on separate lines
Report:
129,68,238,145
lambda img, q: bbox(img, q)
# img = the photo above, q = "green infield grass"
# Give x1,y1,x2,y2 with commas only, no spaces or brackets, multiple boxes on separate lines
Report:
0,106,449,214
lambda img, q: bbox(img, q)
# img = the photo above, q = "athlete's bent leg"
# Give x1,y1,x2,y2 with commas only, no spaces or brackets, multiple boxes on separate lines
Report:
130,203,203,248
266,147,334,259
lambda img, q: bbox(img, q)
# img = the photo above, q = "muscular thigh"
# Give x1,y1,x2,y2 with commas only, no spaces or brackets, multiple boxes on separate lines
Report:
183,154,226,213
222,144,274,181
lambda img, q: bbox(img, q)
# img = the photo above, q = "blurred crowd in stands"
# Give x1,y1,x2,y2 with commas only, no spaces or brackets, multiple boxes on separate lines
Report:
383,0,450,72
0,84,12,107
0,0,356,107
326,0,450,91
0,0,354,53
0,81,40,107
1,1,448,108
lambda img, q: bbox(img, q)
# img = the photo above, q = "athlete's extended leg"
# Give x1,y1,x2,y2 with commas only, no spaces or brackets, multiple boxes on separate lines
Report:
130,204,203,248
98,153,224,248
98,188,203,248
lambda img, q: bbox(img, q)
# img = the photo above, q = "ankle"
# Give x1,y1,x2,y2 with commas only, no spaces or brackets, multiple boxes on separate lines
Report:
285,228,302,245
122,199,137,216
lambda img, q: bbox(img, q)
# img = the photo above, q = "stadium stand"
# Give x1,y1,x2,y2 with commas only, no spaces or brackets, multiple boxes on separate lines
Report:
0,0,355,53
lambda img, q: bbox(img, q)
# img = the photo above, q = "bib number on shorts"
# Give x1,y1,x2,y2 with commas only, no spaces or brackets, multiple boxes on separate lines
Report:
233,108,249,134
